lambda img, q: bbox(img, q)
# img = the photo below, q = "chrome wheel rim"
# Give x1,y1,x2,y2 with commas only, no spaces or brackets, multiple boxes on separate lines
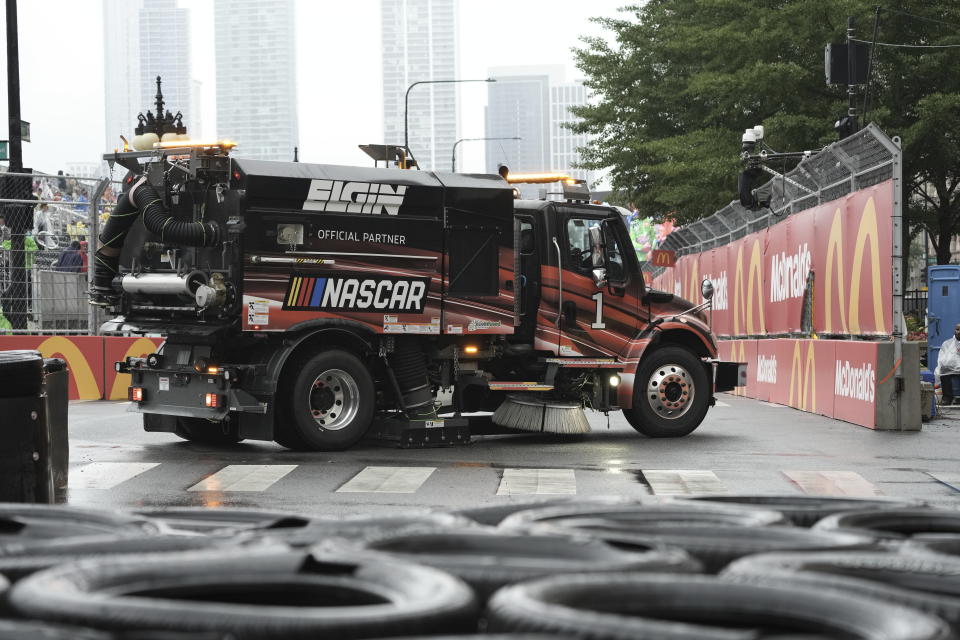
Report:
646,364,694,419
309,369,359,431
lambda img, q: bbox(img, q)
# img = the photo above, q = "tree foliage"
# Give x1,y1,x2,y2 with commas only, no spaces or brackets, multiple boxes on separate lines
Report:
572,0,960,262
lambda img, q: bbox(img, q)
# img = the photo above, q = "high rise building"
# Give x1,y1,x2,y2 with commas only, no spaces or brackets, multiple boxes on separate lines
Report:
214,0,298,161
485,66,593,189
550,81,592,184
381,0,458,170
103,0,192,154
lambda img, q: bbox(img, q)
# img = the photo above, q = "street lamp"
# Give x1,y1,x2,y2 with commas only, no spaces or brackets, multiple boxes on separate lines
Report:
130,76,188,150
404,78,495,168
451,137,521,172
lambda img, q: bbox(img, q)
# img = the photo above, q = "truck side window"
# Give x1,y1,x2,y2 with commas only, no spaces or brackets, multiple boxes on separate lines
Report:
565,217,627,283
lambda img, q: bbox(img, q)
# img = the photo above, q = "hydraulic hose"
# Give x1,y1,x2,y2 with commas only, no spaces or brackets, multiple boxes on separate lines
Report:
130,179,220,247
92,175,140,296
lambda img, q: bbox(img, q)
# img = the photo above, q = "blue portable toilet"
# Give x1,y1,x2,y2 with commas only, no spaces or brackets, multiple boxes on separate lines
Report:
928,265,960,397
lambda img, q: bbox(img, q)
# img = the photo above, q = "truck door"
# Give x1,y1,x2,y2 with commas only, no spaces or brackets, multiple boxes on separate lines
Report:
540,210,641,357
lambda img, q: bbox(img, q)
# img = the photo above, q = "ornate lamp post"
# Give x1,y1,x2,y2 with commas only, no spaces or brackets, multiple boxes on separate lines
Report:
130,76,188,150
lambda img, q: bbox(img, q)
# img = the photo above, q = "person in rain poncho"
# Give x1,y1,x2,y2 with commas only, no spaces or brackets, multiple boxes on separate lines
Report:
936,323,960,405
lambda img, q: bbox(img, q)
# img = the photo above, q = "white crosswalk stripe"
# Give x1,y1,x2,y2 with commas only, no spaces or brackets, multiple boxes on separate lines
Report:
188,465,297,492
69,462,160,490
497,468,577,495
642,469,727,495
337,466,436,493
714,401,732,407
782,470,882,496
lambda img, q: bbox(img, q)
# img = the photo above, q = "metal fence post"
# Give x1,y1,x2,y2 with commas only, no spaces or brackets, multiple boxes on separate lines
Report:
88,178,108,335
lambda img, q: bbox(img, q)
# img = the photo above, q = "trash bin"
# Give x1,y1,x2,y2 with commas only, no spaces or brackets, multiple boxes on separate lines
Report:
43,357,69,493
0,350,54,503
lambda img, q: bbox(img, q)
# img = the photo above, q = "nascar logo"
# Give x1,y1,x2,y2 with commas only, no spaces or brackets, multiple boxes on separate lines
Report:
284,275,429,312
303,180,407,215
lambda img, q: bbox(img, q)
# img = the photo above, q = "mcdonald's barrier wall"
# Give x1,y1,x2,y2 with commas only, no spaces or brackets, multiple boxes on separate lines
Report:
719,337,920,430
652,181,893,338
0,336,163,400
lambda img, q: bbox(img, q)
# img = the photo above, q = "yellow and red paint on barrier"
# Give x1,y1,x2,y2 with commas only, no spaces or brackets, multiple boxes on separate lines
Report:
0,336,163,400
717,337,892,430
654,181,894,338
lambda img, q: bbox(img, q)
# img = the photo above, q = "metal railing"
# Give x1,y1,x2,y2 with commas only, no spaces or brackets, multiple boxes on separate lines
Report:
642,123,898,279
0,170,121,334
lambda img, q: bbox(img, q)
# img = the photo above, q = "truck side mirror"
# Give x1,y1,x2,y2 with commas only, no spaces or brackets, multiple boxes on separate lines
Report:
593,268,608,289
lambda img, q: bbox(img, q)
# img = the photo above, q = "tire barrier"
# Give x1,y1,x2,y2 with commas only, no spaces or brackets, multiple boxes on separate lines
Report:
3,501,960,637
486,573,951,640
672,494,921,527
0,505,159,548
318,527,701,600
8,549,478,639
724,550,960,633
814,508,960,540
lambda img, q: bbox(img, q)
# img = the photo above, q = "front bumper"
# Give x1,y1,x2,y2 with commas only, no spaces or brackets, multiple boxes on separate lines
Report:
710,360,747,392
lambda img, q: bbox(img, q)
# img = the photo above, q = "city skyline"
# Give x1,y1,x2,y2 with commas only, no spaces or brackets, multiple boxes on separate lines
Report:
0,0,623,176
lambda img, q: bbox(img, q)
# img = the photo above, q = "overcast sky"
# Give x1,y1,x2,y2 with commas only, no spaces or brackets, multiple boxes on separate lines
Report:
0,0,626,176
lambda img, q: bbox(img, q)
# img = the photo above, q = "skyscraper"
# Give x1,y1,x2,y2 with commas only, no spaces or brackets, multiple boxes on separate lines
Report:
214,0,298,161
381,0,458,170
103,0,192,153
485,66,593,188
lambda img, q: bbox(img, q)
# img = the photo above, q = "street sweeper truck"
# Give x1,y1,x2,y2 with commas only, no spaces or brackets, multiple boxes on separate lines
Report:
94,141,744,450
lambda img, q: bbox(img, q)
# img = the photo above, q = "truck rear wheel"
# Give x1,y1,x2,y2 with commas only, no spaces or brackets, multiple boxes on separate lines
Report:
624,346,710,438
174,418,242,445
276,349,375,451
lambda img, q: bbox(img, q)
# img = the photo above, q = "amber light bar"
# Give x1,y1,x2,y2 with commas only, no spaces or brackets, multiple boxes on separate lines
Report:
154,139,238,150
505,172,578,185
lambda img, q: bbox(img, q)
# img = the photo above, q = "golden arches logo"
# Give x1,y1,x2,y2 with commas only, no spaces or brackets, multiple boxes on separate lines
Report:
823,198,886,334
788,341,816,412
35,336,100,400
109,338,162,400
686,258,699,303
733,239,765,335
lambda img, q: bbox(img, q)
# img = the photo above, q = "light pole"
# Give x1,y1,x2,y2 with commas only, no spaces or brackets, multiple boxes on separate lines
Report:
451,137,520,172
404,78,494,168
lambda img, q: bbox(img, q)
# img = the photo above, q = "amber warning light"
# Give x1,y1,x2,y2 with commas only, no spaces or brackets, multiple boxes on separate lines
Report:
128,387,144,403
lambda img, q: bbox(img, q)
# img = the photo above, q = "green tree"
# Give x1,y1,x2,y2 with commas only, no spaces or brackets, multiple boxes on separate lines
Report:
573,0,960,263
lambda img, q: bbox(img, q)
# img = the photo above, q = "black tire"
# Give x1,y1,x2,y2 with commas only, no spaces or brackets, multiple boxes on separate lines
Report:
673,495,921,527
814,508,960,540
0,533,246,582
454,497,628,527
623,346,710,437
8,548,478,639
0,620,113,640
903,534,960,558
0,504,159,548
724,550,960,633
134,506,312,534
0,350,44,398
319,527,701,600
174,417,242,445
486,573,951,639
260,511,477,548
276,349,375,451
498,503,875,573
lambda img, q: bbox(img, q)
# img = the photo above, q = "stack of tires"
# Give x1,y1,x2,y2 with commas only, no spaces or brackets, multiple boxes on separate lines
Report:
2,497,960,638
0,351,68,504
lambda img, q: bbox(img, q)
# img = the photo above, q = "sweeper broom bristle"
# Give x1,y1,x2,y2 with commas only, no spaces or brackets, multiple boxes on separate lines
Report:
492,394,591,434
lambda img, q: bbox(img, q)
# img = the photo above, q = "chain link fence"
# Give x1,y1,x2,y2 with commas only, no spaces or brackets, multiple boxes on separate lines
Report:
0,170,121,334
642,123,899,280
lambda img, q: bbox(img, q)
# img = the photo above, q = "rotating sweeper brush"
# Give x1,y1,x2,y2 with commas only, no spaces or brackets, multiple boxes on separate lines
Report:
492,394,591,434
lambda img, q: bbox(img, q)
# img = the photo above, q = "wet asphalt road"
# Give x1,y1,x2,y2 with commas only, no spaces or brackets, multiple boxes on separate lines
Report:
63,396,960,517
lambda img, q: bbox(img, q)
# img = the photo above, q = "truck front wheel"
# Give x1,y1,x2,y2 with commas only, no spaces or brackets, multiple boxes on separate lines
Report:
276,349,375,451
624,346,710,438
